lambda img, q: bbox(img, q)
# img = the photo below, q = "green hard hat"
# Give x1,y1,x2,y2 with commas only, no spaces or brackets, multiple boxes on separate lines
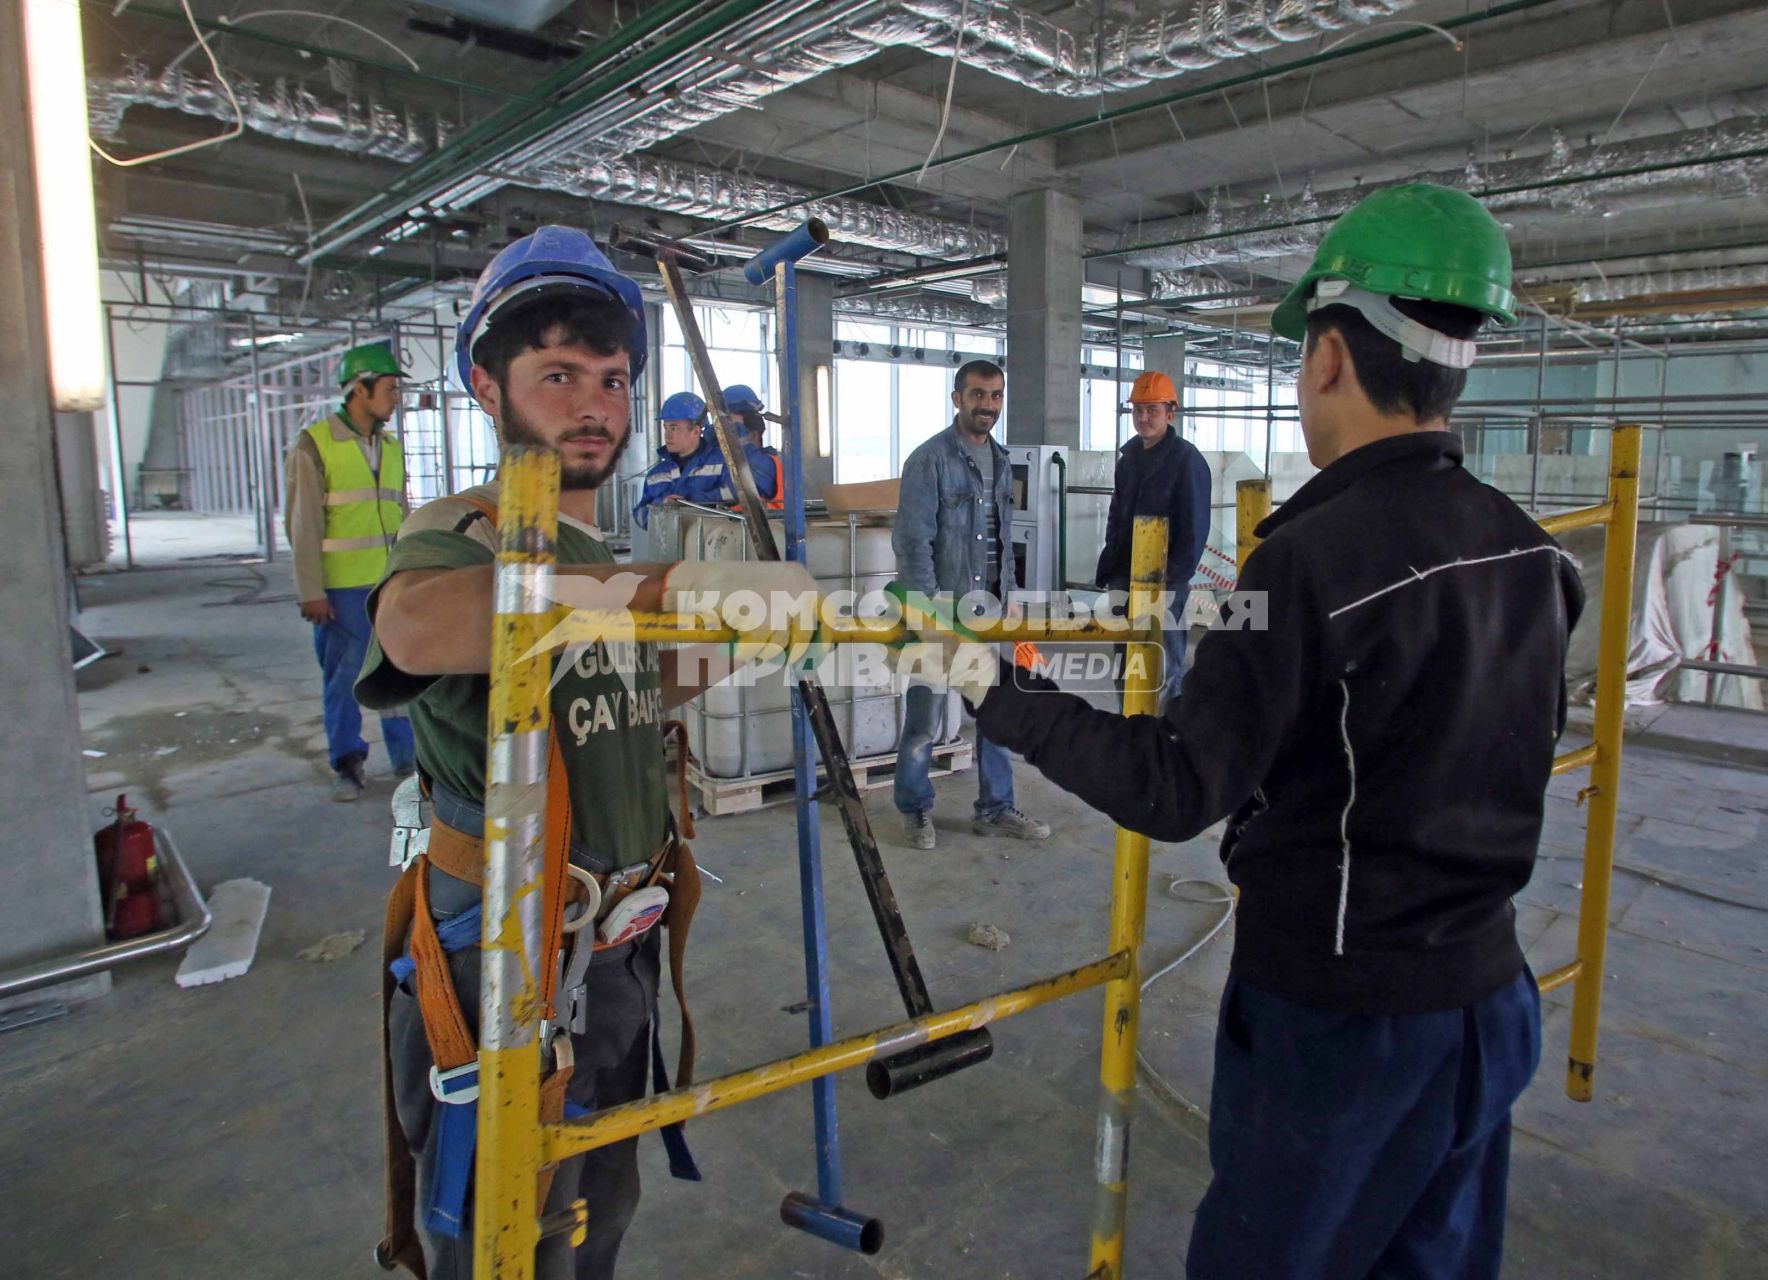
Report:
1270,183,1517,342
337,342,407,387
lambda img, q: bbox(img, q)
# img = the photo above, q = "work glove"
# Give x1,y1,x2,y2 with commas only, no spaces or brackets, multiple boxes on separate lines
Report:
883,583,1003,705
662,561,821,669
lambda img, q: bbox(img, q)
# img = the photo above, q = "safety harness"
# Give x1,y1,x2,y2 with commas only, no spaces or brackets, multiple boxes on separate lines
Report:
377,497,703,1277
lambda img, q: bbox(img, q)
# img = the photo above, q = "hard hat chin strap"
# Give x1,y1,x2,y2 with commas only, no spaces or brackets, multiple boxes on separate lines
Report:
1308,280,1477,370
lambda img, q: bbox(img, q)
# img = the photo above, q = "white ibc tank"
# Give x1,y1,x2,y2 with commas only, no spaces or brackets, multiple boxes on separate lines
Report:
653,507,967,779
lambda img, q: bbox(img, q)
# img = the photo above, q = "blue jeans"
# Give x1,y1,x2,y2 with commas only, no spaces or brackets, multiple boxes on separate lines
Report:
1187,968,1541,1280
1160,624,1188,704
313,585,415,775
893,683,1014,819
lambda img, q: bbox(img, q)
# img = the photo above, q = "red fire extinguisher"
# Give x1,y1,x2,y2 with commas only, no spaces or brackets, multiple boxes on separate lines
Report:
95,794,163,940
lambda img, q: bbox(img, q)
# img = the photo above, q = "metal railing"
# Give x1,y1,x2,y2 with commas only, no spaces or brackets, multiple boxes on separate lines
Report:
1682,513,1768,708
467,426,1642,1276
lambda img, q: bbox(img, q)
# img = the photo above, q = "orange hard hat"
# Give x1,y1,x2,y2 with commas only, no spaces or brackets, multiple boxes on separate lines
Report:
1126,371,1178,405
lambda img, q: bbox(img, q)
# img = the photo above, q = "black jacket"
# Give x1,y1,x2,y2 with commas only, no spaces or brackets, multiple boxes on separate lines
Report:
976,432,1584,1015
1095,428,1213,589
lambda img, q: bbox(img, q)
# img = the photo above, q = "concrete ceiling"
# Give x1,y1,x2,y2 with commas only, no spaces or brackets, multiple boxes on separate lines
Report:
83,0,1768,345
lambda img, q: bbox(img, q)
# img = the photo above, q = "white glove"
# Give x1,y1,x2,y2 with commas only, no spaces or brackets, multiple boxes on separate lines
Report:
662,561,820,668
892,589,1001,705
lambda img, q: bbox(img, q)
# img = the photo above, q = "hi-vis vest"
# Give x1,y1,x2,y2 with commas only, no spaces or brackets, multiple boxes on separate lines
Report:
306,419,404,588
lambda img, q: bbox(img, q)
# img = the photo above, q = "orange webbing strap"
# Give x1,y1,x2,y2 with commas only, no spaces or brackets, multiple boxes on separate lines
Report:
662,719,697,841
661,838,701,1087
410,856,477,1074
380,863,428,1278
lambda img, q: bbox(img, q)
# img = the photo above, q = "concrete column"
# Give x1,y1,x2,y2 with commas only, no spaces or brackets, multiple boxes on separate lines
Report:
793,272,836,501
54,411,108,569
1006,189,1083,448
0,7,110,1009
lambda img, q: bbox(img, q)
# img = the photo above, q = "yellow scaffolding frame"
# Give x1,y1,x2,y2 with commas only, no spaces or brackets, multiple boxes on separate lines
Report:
469,427,1640,1276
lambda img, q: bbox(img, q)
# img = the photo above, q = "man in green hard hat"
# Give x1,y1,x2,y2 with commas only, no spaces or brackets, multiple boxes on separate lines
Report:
283,340,416,801
914,184,1585,1278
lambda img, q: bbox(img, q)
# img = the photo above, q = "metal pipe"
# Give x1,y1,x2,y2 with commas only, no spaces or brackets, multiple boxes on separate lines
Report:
779,1193,884,1255
1551,744,1598,776
473,447,562,1276
1566,425,1643,1102
0,829,211,999
1529,312,1548,512
1536,959,1583,993
103,305,134,567
1537,503,1614,537
1052,451,1069,591
1088,514,1167,1280
1679,658,1768,680
304,0,778,262
704,0,1562,238
542,951,1131,1161
745,219,831,285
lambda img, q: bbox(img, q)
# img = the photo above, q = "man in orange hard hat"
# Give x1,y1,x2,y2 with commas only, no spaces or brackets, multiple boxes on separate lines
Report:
1093,370,1211,704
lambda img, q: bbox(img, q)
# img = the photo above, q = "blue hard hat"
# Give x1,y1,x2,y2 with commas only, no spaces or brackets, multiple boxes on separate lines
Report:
659,391,707,424
723,384,764,413
455,225,647,390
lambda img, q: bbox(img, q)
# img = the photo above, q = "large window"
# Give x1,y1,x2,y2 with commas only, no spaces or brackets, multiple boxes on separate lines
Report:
830,321,1005,480
659,303,772,446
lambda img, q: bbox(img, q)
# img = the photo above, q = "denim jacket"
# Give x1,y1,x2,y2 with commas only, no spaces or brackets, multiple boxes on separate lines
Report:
892,421,1018,598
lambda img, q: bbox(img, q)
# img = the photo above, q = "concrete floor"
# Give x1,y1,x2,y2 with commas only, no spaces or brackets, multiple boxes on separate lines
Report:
3,518,1766,1278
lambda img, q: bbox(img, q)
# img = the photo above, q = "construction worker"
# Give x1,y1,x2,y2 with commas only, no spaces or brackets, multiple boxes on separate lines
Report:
283,340,416,802
357,225,812,1279
1094,370,1211,705
631,391,731,528
891,358,1050,851
721,383,783,509
914,185,1582,1279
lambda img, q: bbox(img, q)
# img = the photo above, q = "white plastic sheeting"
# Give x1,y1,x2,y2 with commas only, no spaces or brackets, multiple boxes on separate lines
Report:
1561,521,1762,711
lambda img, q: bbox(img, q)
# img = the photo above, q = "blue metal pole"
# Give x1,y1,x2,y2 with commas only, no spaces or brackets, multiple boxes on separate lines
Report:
781,259,844,1207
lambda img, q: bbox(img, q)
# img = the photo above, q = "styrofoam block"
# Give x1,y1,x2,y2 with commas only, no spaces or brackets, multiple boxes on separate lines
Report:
176,878,272,988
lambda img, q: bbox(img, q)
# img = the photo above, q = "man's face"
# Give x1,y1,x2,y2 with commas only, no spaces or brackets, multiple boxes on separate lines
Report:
951,373,1005,438
1130,401,1175,445
358,376,402,424
662,418,702,459
471,334,633,490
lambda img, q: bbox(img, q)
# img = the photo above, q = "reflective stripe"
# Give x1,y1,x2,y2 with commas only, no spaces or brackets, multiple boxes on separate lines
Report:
324,486,404,506
686,464,725,478
322,534,394,552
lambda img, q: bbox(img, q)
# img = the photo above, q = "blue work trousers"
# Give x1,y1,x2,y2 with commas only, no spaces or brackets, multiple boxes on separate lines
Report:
313,585,415,775
893,682,1014,819
1187,968,1541,1280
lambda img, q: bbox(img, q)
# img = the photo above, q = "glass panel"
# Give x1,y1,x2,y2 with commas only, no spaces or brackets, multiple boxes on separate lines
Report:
897,363,953,461
834,359,891,483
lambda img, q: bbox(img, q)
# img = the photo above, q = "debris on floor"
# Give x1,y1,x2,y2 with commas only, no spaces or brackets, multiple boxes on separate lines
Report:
296,929,366,963
175,878,271,988
966,922,1011,951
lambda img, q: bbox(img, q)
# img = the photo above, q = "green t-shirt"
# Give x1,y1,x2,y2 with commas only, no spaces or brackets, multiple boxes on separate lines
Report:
356,484,669,870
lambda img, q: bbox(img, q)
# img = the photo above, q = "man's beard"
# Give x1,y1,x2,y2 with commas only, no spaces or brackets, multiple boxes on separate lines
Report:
959,408,998,437
500,395,632,490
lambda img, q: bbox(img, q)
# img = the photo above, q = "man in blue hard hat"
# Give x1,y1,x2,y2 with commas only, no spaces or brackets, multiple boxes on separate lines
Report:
720,383,782,510
631,391,734,528
357,225,815,1279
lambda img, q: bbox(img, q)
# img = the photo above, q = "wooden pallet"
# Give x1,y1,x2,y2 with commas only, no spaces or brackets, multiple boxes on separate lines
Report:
685,739,975,817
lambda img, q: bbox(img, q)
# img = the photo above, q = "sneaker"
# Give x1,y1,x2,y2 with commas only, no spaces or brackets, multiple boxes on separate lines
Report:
972,807,1050,841
902,809,936,850
331,755,366,803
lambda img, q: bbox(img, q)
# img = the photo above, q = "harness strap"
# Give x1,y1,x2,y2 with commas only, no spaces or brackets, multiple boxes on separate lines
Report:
379,863,428,1278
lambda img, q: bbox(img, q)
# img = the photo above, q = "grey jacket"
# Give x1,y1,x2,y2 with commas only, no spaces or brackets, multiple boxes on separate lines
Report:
892,421,1018,599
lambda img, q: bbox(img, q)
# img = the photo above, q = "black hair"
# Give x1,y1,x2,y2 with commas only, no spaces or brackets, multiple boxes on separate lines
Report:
954,359,1004,394
470,288,636,384
738,408,766,438
1304,298,1483,423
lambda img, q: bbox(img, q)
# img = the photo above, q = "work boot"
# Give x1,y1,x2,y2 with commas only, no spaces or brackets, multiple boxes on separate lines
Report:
972,807,1050,841
903,809,935,850
331,755,366,803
